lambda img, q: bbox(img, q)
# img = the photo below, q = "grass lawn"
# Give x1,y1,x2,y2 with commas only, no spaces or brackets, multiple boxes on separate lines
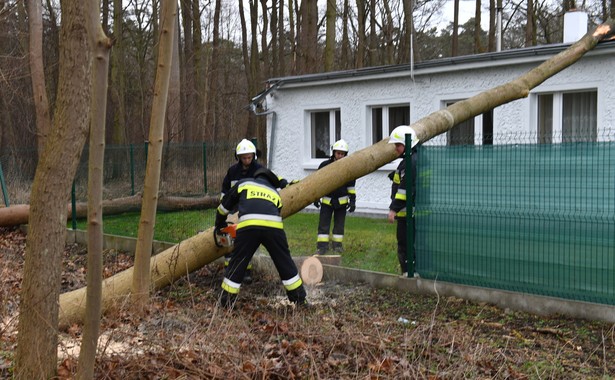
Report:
70,210,401,274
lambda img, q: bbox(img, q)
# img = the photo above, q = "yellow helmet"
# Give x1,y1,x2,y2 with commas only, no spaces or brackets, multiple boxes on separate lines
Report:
388,125,419,148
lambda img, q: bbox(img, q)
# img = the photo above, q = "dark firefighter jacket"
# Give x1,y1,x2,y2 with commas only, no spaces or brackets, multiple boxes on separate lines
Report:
317,158,356,208
221,161,289,200
216,176,283,231
389,148,417,219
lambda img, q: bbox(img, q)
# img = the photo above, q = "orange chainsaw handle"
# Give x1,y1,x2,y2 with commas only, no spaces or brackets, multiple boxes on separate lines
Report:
220,224,236,238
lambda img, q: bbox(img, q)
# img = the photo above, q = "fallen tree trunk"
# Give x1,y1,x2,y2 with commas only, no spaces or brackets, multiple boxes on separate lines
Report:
0,194,219,227
58,21,615,328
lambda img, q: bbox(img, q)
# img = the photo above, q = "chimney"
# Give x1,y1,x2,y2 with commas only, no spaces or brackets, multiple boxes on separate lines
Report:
563,10,588,43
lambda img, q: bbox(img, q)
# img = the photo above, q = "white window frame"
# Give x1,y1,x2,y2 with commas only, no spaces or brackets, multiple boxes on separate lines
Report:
441,99,484,146
303,108,341,168
367,103,411,145
531,87,599,144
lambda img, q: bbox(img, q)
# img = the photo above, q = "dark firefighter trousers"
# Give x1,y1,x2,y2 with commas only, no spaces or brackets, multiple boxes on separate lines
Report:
317,205,347,252
224,227,305,300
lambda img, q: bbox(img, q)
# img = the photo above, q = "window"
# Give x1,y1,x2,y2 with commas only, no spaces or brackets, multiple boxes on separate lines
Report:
369,104,410,144
537,90,597,143
310,110,341,158
444,101,493,146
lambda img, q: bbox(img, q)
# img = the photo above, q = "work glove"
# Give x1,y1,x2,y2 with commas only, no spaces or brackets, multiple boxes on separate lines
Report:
347,202,356,213
387,171,395,181
215,221,228,234
313,200,320,209
289,179,300,186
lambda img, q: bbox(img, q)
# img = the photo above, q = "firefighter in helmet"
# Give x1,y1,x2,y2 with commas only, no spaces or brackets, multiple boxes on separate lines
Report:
220,139,291,282
387,125,419,276
215,167,308,308
313,139,356,255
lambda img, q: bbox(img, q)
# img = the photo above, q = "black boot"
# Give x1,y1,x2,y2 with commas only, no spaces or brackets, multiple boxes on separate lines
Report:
244,269,253,284
219,291,237,309
286,286,308,307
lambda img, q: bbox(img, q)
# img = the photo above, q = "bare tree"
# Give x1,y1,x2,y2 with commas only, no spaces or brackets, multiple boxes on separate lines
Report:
76,5,111,379
298,0,318,74
15,0,94,377
324,0,336,71
26,0,51,157
356,0,366,68
475,0,484,52
525,0,535,46
131,0,178,311
452,0,460,55
110,0,127,146
489,0,496,51
340,0,352,69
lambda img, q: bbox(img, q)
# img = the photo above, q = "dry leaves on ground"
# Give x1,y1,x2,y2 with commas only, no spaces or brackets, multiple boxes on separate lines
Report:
1,226,614,379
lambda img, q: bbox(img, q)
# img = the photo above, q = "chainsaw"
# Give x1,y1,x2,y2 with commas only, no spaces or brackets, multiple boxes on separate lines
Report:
214,224,237,248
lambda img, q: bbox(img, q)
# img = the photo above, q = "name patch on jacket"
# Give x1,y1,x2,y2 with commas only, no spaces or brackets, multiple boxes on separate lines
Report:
246,187,281,205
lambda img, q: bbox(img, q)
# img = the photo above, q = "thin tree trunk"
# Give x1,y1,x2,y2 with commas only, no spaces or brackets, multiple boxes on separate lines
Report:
382,0,394,65
131,0,177,311
58,19,615,328
324,0,336,71
452,0,460,56
488,0,496,51
111,0,126,145
340,0,351,69
356,0,366,68
525,0,535,46
368,0,377,66
474,0,483,53
76,12,111,380
27,0,51,158
277,0,286,76
205,0,221,141
15,0,94,378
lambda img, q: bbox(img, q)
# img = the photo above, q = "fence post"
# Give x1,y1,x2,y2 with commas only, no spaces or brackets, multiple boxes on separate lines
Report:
130,144,135,196
202,142,208,194
405,134,416,277
0,162,10,207
71,181,77,230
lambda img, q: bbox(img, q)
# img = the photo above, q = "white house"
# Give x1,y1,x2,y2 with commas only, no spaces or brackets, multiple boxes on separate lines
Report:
253,26,615,214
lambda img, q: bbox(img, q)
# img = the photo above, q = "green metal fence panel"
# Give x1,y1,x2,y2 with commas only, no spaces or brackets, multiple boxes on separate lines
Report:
415,142,615,305
0,162,9,207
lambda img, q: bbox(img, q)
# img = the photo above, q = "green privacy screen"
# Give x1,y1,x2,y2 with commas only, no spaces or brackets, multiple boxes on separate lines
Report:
414,142,615,305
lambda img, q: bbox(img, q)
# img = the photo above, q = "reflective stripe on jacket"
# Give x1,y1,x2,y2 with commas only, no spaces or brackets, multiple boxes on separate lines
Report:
216,177,284,230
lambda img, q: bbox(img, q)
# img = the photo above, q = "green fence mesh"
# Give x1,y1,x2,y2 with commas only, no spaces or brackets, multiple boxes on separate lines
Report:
414,142,615,305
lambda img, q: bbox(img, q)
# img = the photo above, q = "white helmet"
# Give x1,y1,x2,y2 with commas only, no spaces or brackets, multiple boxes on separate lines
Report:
236,139,257,158
389,125,419,148
332,139,349,153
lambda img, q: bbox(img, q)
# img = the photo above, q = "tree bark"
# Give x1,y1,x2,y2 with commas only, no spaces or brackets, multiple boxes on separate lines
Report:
132,0,178,311
356,0,366,68
76,10,111,379
474,0,483,53
26,0,51,158
452,0,459,56
15,0,94,378
324,0,336,71
57,19,615,330
111,0,126,146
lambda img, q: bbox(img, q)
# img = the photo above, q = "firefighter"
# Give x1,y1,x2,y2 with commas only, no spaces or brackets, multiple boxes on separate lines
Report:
313,139,356,255
220,139,290,283
215,167,308,308
387,125,419,276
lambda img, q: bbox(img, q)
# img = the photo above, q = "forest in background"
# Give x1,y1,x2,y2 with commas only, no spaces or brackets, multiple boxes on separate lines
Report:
0,0,613,163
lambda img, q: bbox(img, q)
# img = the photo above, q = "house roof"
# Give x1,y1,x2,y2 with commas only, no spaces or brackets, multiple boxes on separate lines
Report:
265,40,615,87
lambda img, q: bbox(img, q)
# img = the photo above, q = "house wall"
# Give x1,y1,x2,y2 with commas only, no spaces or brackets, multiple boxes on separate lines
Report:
265,48,615,213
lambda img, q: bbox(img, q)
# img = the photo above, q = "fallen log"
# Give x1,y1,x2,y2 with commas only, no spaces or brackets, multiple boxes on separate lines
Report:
0,194,219,227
